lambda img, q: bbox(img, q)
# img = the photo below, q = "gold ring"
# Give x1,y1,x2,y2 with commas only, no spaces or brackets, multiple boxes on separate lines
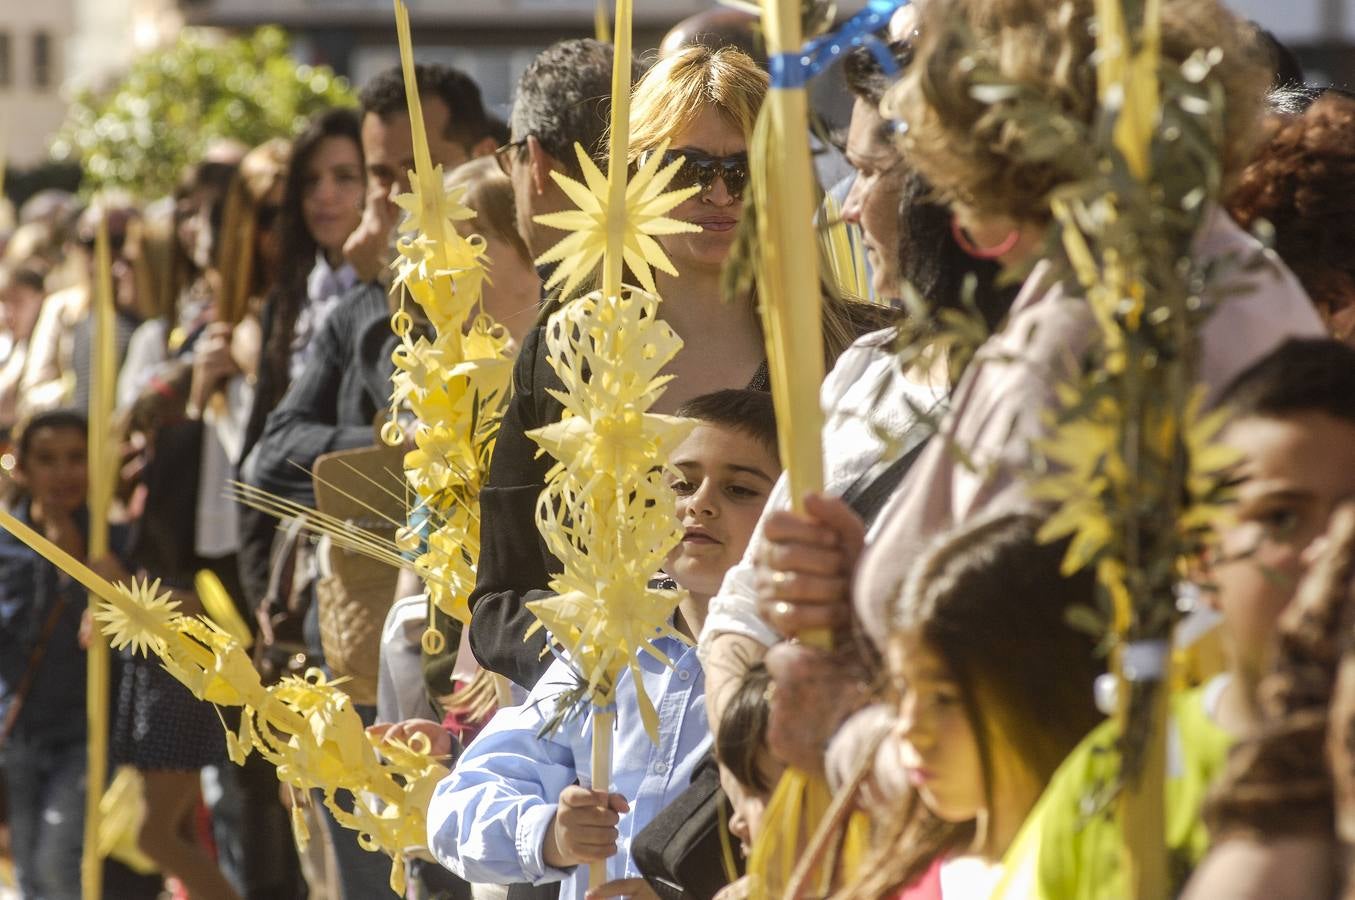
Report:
770,570,793,587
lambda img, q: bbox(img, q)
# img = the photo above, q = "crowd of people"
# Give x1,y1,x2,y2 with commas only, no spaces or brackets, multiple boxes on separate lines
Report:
2,0,1355,899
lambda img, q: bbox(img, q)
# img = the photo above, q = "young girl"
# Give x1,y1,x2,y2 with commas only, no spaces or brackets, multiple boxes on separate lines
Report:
714,663,780,860
836,513,1103,899
1,410,96,900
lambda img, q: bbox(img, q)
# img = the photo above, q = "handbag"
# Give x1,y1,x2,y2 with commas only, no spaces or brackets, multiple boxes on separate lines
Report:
632,754,739,900
252,515,318,684
312,443,405,706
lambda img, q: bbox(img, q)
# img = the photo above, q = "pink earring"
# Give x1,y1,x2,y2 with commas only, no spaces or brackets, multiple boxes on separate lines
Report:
951,218,1020,260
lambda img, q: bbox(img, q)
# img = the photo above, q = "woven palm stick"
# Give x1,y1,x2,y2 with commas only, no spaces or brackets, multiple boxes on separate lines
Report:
1092,0,1168,893
81,221,117,900
586,1,634,889
756,0,828,642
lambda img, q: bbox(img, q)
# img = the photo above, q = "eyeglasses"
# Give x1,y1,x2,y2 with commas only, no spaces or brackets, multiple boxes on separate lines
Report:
647,149,750,201
495,139,528,176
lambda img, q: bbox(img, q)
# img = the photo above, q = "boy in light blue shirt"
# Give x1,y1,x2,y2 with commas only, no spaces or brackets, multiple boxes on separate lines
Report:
427,390,782,900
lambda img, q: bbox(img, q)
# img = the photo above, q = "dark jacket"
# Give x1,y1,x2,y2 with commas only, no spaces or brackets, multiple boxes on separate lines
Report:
237,281,396,610
252,282,398,506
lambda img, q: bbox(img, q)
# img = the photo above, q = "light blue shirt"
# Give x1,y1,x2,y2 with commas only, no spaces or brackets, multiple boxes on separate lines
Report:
426,636,708,900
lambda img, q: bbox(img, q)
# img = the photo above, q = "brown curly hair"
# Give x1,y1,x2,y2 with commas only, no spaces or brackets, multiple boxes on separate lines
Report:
1227,92,1355,340
884,0,1272,222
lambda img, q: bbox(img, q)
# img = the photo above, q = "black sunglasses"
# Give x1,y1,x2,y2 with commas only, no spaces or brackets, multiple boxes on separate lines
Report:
650,149,749,201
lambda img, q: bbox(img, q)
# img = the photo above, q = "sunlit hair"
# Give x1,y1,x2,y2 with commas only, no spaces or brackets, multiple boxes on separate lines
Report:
445,156,532,269
884,0,1272,222
835,513,1103,899
216,138,290,326
624,45,767,163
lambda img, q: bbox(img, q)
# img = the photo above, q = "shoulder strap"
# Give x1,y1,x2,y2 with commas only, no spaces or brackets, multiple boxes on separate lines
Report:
838,437,930,528
0,593,70,747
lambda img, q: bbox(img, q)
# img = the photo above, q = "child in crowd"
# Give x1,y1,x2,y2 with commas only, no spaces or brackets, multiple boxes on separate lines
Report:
0,411,101,899
995,337,1355,898
426,389,782,900
836,514,1104,899
714,662,780,860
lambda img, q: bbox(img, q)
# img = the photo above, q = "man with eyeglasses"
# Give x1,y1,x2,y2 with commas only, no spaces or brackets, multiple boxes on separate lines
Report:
494,39,640,265
240,64,497,900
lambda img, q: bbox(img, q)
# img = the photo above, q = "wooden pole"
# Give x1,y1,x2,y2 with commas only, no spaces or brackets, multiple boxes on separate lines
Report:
757,0,825,509
590,4,630,889
81,218,116,900
759,0,828,650
589,708,615,891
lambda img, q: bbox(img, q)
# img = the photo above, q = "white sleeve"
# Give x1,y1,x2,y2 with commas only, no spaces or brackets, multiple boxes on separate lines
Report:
425,661,580,886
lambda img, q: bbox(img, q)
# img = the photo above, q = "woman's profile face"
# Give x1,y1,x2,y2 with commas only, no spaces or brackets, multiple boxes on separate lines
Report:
657,106,748,274
301,136,364,258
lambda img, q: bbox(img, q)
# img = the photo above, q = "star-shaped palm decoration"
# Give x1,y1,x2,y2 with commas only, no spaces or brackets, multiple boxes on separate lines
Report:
534,141,702,300
95,577,181,657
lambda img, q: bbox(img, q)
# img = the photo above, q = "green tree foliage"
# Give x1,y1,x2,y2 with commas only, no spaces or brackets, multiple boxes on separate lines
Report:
51,26,355,198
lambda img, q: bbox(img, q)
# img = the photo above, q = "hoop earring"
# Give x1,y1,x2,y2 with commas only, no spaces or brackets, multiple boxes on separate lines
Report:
951,218,1020,260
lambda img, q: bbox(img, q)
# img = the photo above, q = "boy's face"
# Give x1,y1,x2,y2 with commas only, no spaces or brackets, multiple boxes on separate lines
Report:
18,426,88,516
1208,411,1355,681
664,423,781,597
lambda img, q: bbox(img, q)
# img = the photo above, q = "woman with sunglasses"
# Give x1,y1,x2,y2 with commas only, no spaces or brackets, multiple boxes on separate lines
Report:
463,45,890,695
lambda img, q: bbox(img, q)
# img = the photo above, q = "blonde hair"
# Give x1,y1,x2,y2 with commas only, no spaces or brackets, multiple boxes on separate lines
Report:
445,156,532,268
884,0,1271,222
216,138,290,325
625,45,768,162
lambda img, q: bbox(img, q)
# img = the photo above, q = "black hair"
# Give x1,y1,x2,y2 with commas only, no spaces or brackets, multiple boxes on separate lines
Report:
359,63,490,148
675,389,779,458
897,169,1017,335
842,42,914,107
1219,338,1355,426
1253,25,1306,89
13,409,87,463
509,38,638,175
715,662,773,794
262,107,363,412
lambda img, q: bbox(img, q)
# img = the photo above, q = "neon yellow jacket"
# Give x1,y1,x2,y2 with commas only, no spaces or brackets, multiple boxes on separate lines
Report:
991,679,1233,899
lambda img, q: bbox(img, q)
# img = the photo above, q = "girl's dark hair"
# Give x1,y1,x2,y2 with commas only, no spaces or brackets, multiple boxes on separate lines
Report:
838,513,1103,898
715,662,774,794
262,107,363,410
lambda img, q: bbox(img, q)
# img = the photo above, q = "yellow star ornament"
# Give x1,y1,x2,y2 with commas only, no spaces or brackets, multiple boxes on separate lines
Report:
534,142,702,300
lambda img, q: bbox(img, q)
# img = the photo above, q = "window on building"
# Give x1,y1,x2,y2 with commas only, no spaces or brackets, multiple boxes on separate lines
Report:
0,33,12,89
32,31,52,90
